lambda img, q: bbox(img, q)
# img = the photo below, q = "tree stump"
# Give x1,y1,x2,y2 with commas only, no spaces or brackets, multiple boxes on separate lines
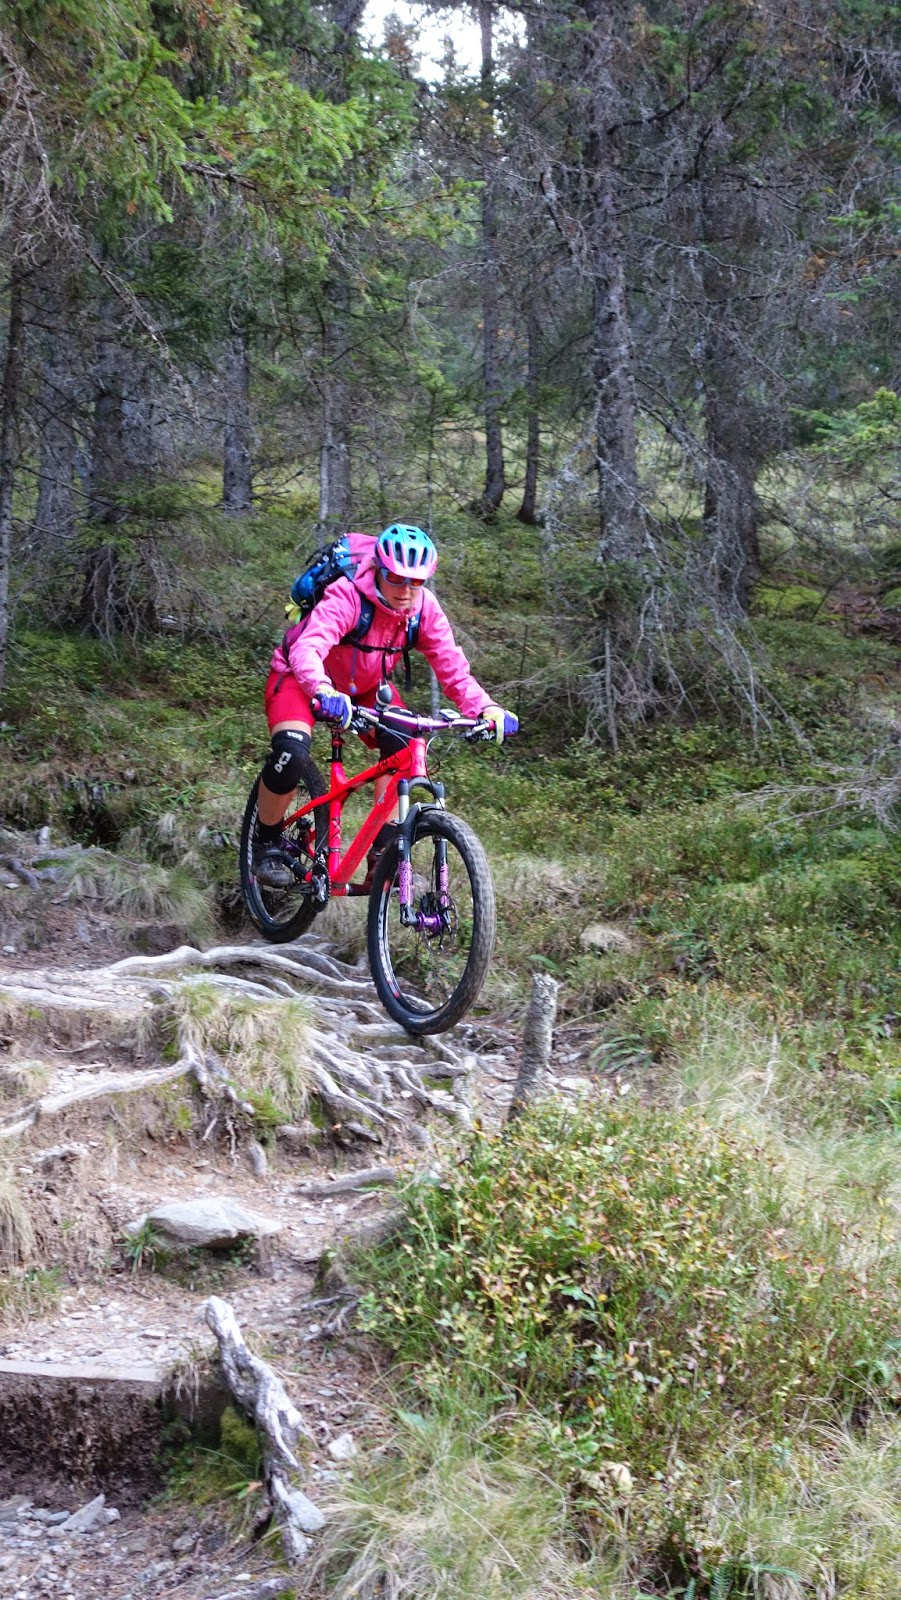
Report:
507,972,559,1121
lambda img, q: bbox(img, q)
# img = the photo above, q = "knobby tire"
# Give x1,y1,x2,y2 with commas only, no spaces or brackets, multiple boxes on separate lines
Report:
367,809,496,1034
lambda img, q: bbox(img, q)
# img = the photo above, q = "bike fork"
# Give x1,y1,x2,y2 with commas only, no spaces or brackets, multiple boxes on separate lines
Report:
395,785,450,932
396,780,416,926
399,836,449,933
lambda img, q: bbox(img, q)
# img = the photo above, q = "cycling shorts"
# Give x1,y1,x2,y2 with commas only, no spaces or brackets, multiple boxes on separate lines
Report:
264,671,407,753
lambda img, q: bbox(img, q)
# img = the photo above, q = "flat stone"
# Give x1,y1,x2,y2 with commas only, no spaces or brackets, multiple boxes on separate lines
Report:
326,1431,357,1462
0,1360,160,1383
125,1197,282,1250
579,922,633,954
0,1359,229,1494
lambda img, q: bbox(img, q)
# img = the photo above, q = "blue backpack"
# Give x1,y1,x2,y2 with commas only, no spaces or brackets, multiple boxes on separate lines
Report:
282,533,420,685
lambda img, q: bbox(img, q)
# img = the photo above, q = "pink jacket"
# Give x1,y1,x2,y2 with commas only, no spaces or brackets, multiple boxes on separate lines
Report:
272,548,490,717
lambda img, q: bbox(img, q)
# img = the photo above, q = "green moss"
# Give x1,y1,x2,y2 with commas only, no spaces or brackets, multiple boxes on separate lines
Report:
219,1405,262,1472
754,582,830,618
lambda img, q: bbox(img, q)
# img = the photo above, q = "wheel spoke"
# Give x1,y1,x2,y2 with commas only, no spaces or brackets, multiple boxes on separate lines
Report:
239,769,327,944
367,812,496,1033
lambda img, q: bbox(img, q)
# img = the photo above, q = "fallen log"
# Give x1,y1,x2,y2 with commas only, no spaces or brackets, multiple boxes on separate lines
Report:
295,1165,398,1197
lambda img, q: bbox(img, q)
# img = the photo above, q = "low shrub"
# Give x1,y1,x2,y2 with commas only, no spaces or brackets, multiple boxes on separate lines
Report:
357,1099,901,1574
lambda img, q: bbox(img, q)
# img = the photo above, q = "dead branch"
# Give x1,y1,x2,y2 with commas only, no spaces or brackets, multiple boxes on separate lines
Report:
205,1296,324,1564
295,1166,397,1197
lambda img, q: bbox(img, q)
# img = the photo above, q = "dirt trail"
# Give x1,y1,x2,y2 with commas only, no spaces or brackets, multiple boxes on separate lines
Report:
0,924,530,1599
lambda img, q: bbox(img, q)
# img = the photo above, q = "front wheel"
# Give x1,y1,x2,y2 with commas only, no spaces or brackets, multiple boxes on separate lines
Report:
239,765,327,943
367,810,496,1034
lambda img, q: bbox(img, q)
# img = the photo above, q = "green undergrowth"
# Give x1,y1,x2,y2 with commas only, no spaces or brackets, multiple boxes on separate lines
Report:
0,1265,63,1324
347,1099,901,1592
487,797,901,1042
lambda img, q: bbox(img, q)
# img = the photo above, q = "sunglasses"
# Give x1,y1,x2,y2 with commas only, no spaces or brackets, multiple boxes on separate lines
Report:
380,567,426,589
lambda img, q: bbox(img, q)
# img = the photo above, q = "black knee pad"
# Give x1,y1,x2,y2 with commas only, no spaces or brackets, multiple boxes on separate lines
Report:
262,729,311,795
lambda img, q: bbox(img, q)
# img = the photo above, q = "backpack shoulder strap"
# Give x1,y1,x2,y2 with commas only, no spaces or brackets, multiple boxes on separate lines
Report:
345,594,374,645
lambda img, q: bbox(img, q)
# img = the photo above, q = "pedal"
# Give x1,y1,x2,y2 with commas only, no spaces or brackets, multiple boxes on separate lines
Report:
310,867,330,906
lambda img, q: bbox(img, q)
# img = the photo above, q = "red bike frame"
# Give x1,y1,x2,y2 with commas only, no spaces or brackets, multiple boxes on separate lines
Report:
282,729,434,898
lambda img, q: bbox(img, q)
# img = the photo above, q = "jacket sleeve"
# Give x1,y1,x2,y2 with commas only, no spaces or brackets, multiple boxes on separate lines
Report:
416,592,490,718
286,579,360,696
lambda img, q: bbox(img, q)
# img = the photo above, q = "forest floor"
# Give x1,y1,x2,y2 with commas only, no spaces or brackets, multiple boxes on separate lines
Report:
1,536,900,1596
0,881,599,1600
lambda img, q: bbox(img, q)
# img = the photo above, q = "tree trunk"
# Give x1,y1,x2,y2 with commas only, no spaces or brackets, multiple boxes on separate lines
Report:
317,280,353,536
32,305,80,555
517,308,541,524
700,185,761,616
586,160,639,556
578,1,641,560
0,267,26,695
81,299,128,635
315,0,366,537
472,0,506,519
222,327,253,517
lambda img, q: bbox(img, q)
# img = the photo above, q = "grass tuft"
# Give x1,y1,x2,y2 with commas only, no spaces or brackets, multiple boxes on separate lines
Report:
59,847,214,937
0,1161,34,1269
172,980,312,1125
310,1397,578,1600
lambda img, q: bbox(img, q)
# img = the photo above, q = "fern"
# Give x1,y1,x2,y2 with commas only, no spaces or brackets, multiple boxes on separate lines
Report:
710,1567,732,1600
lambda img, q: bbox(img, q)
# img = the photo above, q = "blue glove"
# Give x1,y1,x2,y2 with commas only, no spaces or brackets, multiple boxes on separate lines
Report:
482,705,519,744
314,688,353,729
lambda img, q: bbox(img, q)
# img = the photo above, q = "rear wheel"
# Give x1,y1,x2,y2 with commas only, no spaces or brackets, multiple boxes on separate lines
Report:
239,762,327,943
367,810,496,1034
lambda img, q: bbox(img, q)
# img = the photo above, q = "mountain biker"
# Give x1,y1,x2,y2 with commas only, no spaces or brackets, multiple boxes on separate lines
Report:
253,523,519,887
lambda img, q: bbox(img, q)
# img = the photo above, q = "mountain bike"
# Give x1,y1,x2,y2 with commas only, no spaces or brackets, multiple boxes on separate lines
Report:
239,689,498,1034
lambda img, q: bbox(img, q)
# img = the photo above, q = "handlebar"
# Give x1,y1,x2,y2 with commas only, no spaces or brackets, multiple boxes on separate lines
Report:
310,695,493,742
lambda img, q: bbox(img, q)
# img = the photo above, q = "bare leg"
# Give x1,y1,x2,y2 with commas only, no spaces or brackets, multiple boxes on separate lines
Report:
374,771,399,821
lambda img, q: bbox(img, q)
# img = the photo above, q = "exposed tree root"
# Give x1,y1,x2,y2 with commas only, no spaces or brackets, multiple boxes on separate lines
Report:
0,937,475,1144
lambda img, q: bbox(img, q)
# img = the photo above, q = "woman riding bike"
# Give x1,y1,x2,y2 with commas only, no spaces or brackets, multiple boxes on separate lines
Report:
253,523,518,887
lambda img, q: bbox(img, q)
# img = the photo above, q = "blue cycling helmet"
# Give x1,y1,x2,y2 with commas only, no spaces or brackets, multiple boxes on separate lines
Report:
376,523,437,581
